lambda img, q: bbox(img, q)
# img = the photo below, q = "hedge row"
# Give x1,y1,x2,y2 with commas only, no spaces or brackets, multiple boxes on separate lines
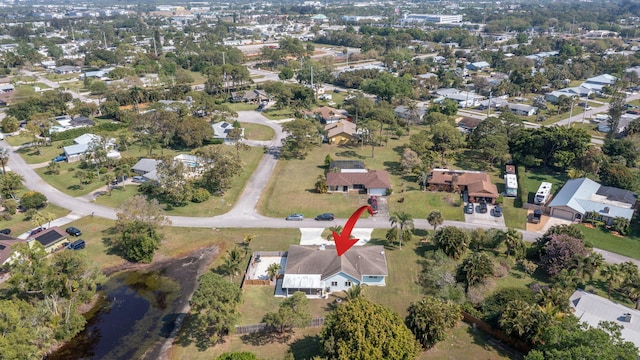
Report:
515,165,527,208
50,122,128,142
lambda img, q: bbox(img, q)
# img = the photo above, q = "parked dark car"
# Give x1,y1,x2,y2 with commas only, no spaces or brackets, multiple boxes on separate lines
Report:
132,176,146,183
0,228,11,235
479,201,488,214
66,226,82,236
68,239,85,250
531,209,543,224
494,206,502,217
465,203,474,214
369,196,378,214
29,227,44,236
315,213,335,221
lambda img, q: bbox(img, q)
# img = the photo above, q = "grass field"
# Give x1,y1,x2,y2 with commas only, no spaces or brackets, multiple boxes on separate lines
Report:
258,136,468,220
0,204,70,236
521,167,568,204
261,108,295,120
241,122,275,141
579,224,640,260
226,102,259,112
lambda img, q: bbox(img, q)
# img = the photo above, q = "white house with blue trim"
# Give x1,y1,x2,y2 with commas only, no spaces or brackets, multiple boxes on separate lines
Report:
281,245,388,298
547,178,636,225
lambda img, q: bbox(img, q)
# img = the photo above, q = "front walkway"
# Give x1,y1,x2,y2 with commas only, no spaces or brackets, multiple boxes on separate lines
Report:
299,228,373,246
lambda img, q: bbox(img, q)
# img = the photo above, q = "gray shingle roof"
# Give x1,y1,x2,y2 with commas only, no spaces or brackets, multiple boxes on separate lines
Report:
548,178,636,219
284,245,388,281
132,158,159,173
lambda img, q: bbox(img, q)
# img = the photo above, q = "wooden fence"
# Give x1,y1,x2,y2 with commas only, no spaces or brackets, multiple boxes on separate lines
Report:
243,279,271,286
236,317,325,335
461,312,533,354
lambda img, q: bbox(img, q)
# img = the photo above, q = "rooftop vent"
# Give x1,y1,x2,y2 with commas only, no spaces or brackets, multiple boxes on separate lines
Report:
603,207,610,214
623,313,632,322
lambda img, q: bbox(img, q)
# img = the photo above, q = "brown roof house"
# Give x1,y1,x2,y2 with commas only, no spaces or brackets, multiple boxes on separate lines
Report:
428,169,499,203
31,227,68,253
306,106,348,124
0,234,28,266
324,120,359,145
327,170,391,196
281,245,388,298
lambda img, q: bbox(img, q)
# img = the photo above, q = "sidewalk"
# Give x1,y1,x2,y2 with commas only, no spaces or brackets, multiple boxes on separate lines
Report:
16,211,84,240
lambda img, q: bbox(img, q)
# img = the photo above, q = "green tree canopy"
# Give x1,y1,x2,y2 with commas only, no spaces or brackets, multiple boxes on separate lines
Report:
320,298,420,360
433,226,469,260
183,273,242,350
263,291,311,333
406,296,462,349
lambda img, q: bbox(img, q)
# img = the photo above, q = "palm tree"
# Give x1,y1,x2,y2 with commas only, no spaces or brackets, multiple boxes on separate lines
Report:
224,246,245,280
502,228,524,259
0,146,9,175
601,264,623,298
43,212,55,228
427,210,443,231
459,252,494,291
345,284,364,300
242,234,255,248
46,160,60,175
327,225,344,240
389,211,414,249
31,211,46,229
566,168,585,179
266,263,281,281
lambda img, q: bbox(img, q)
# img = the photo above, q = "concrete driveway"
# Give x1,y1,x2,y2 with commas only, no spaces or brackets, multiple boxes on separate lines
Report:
464,202,506,227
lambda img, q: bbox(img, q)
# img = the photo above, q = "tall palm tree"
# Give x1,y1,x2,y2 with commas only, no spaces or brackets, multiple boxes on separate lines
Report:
327,225,344,240
345,284,364,300
266,263,281,281
502,228,524,259
224,246,245,281
0,146,10,175
601,264,623,298
427,210,443,231
389,211,414,249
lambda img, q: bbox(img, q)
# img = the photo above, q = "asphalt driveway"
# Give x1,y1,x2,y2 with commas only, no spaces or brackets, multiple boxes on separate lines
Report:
464,202,506,227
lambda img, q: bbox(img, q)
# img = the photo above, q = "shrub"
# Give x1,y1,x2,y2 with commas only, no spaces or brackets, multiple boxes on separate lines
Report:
515,165,527,207
1,213,11,221
20,191,48,209
191,188,210,203
99,167,108,174
3,199,17,214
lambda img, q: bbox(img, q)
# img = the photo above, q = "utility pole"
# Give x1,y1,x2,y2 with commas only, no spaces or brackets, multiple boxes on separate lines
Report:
103,32,107,48
581,101,588,123
487,91,492,117
311,66,315,98
568,97,575,127
222,52,227,95
152,37,158,57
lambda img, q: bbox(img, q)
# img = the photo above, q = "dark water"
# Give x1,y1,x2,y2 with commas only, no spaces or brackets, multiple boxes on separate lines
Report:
47,270,180,360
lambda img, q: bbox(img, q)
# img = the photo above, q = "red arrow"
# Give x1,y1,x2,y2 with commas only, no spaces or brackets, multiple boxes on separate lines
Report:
333,205,373,256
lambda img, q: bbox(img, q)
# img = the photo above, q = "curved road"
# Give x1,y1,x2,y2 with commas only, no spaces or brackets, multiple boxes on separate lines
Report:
4,111,639,266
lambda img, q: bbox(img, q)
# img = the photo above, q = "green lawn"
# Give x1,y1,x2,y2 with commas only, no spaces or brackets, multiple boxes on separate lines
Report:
226,102,259,112
242,122,275,141
16,143,63,164
420,322,513,360
94,185,139,207
0,204,70,236
36,165,108,197
501,197,527,229
522,168,568,204
261,108,295,120
579,224,640,260
4,133,36,148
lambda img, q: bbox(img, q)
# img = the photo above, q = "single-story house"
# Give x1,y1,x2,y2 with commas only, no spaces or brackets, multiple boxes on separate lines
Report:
324,120,359,145
54,66,81,74
477,97,508,110
546,87,594,103
0,234,27,266
570,289,640,351
31,227,68,253
597,114,636,134
63,143,90,162
231,89,270,103
394,105,427,124
70,115,95,127
326,170,391,196
547,177,636,225
506,103,538,117
581,74,617,92
281,244,388,298
467,61,490,71
212,121,244,142
0,84,15,93
329,160,367,173
456,117,482,132
428,169,499,204
132,158,159,176
306,106,348,124
81,68,113,79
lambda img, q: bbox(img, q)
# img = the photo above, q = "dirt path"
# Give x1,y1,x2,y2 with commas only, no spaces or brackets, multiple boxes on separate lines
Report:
141,246,219,360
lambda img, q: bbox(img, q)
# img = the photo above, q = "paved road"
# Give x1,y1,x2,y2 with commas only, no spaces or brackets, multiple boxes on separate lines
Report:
3,110,639,267
20,69,96,104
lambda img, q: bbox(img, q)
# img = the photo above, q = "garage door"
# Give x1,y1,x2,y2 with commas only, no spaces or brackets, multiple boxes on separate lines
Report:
369,188,387,196
551,208,574,221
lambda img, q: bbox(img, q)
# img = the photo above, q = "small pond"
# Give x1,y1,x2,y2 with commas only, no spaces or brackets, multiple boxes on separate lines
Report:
47,269,180,360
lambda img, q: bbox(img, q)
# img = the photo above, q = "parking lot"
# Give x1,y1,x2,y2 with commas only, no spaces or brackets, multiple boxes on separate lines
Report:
464,202,506,227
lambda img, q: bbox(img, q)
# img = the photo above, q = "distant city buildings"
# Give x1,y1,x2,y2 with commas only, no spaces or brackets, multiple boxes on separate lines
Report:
401,14,463,24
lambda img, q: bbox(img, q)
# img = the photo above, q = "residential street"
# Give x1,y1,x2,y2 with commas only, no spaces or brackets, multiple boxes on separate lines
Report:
4,109,639,267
